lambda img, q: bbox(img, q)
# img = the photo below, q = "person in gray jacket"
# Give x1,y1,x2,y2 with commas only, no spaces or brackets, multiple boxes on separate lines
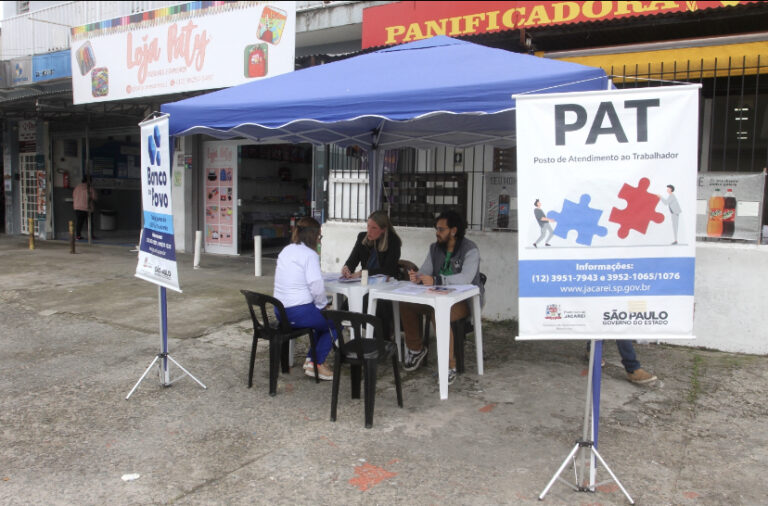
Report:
401,209,484,385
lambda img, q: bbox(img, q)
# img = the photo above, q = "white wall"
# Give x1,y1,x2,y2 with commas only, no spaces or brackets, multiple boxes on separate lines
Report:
683,242,768,355
321,221,519,321
321,221,768,355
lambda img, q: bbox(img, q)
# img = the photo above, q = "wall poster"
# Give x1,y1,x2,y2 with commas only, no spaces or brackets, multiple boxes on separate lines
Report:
484,171,516,231
202,140,238,255
696,172,766,243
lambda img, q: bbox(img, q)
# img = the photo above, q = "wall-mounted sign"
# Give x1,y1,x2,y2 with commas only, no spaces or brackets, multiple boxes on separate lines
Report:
32,50,72,83
696,172,766,243
18,120,37,153
10,56,33,87
363,1,760,48
70,1,295,104
484,171,517,231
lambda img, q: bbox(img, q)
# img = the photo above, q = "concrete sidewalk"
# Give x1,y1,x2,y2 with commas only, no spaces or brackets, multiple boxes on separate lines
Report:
1,235,766,505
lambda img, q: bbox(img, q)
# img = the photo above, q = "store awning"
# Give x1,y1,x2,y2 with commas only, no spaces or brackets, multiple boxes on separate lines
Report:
539,34,768,83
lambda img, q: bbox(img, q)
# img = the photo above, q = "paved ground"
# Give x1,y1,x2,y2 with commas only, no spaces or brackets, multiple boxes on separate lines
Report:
1,235,767,505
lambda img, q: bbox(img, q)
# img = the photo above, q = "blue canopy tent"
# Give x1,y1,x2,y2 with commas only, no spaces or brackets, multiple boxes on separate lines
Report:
162,36,609,210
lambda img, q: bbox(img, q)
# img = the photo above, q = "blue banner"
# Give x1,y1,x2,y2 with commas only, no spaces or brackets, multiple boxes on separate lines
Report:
139,229,176,261
519,257,694,297
143,210,175,235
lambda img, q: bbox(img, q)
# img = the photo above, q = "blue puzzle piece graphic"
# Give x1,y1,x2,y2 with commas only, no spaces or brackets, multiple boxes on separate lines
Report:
547,194,608,246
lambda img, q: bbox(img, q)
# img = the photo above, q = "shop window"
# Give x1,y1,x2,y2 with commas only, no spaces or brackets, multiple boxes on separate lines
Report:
238,144,312,251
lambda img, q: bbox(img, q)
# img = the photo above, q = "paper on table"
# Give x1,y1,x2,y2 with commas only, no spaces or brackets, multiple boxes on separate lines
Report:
323,273,389,283
391,284,430,295
323,273,359,283
391,283,476,295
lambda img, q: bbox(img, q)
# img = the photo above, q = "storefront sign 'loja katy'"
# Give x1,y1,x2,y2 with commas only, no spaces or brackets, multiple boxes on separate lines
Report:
126,21,210,85
362,1,760,48
70,1,295,105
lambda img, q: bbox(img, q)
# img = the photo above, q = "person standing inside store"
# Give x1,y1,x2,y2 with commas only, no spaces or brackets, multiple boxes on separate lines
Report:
400,209,484,385
341,210,402,337
273,217,337,380
73,176,97,240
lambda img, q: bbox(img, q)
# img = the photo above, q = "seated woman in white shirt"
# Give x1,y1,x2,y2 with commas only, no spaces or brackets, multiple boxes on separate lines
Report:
273,217,337,380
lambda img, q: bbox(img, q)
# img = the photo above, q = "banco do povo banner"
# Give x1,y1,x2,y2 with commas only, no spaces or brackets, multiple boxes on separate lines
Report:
696,172,766,242
136,114,181,292
515,85,700,340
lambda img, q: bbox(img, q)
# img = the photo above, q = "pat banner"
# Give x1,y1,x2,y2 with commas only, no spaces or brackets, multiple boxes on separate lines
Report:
136,114,181,292
515,85,699,340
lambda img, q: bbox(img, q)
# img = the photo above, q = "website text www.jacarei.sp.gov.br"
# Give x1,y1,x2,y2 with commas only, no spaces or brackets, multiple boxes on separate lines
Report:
559,283,652,295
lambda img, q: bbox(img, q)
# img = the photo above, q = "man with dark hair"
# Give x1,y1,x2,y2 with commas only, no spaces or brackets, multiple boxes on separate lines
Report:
400,209,484,385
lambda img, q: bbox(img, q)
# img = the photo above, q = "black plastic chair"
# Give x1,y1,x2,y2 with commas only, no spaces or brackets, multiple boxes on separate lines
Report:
322,310,403,429
240,290,319,397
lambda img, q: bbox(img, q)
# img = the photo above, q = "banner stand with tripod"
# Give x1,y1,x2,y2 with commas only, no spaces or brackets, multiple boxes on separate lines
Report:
127,113,206,399
538,340,634,504
126,286,206,399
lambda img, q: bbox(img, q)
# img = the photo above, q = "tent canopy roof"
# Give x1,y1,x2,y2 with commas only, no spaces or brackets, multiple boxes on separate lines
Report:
162,36,608,149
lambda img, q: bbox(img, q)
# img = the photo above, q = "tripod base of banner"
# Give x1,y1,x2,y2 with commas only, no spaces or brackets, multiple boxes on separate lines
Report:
538,439,634,503
125,352,207,400
538,340,633,504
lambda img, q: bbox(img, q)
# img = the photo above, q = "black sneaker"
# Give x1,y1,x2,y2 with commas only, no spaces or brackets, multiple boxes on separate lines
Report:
448,368,457,385
403,347,427,372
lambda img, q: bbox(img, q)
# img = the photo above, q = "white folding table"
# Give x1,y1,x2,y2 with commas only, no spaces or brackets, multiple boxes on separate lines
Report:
366,281,483,400
323,274,389,313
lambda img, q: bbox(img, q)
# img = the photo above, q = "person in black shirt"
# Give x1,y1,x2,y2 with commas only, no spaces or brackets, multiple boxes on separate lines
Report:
342,210,402,279
341,210,402,337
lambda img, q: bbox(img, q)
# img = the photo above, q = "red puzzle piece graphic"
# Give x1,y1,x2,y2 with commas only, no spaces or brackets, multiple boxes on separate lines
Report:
609,177,664,239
